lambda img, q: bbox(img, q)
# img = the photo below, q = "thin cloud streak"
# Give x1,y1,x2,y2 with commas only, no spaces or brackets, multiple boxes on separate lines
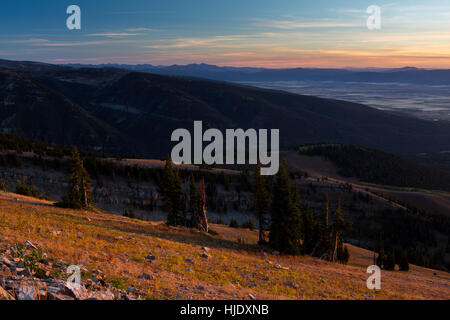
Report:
252,18,360,29
88,33,140,37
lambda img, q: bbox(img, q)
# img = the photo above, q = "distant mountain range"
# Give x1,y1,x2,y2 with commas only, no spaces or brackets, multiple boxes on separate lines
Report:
0,59,449,157
63,62,450,85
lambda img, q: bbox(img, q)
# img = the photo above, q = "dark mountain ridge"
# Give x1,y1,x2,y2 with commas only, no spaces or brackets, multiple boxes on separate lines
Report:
0,59,449,158
63,62,450,85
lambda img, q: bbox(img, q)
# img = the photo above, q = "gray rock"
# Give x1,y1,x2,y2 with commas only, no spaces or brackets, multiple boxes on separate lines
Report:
138,273,153,280
63,284,89,300
86,290,115,300
0,256,14,268
47,286,60,294
16,268,32,277
285,282,299,288
146,253,156,262
47,292,75,300
17,286,36,300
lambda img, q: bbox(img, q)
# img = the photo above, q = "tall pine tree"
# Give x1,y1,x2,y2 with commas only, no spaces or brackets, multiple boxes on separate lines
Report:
331,198,351,262
162,157,184,226
311,195,331,258
302,203,315,255
60,147,92,209
269,162,302,255
253,164,269,244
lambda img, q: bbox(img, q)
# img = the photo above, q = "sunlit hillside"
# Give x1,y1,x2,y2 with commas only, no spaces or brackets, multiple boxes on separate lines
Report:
0,191,448,300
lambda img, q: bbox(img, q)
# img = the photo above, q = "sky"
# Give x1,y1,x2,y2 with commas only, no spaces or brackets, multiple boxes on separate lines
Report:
1,0,450,68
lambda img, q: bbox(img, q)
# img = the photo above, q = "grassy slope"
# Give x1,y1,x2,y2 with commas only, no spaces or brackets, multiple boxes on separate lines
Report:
0,191,449,300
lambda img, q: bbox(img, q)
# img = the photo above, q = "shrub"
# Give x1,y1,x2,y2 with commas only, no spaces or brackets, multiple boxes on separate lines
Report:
0,179,8,192
241,219,255,230
215,217,225,225
398,250,410,271
337,244,350,264
16,176,47,200
229,219,239,228
123,206,136,219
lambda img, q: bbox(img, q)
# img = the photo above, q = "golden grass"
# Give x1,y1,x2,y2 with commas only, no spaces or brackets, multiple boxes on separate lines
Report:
0,191,449,300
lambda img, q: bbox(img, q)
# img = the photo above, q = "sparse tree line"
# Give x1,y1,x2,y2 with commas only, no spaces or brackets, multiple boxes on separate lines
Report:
298,144,450,192
1,139,448,271
375,247,410,271
159,157,209,232
350,205,449,271
155,158,351,262
254,162,351,263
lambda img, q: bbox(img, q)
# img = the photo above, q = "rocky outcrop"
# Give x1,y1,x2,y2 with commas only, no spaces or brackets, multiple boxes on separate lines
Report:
0,242,138,300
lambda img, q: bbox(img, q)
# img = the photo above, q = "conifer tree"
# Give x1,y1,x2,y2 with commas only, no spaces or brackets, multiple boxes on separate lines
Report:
187,175,208,232
384,249,396,270
398,250,410,271
311,195,332,258
173,169,184,224
376,247,386,269
336,241,350,264
331,197,351,262
60,147,92,209
188,174,199,225
253,164,269,244
162,157,184,226
269,162,302,255
302,203,315,255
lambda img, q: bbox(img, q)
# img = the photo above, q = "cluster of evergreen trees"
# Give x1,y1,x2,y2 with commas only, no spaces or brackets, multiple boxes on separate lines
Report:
253,162,351,263
376,247,409,271
160,158,208,232
156,159,351,263
15,176,47,200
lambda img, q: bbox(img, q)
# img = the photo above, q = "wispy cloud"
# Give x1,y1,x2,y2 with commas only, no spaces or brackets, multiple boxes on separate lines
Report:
32,40,138,47
125,28,155,32
8,38,51,44
142,35,250,49
87,32,140,38
252,18,360,29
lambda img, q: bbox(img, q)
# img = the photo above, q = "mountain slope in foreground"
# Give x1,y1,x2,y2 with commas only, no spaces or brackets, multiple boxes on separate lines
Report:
0,191,448,300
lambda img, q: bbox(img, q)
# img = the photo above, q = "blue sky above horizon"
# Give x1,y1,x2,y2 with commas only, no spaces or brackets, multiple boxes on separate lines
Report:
1,0,450,68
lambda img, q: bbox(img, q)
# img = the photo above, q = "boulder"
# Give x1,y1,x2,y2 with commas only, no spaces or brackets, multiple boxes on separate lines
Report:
47,292,75,300
146,253,156,262
138,273,153,280
16,286,36,300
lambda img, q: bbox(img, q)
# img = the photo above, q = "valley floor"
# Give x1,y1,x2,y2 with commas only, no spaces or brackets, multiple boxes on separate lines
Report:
0,191,449,300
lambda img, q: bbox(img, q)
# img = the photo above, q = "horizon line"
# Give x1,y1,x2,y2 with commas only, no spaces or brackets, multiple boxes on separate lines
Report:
2,58,449,71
